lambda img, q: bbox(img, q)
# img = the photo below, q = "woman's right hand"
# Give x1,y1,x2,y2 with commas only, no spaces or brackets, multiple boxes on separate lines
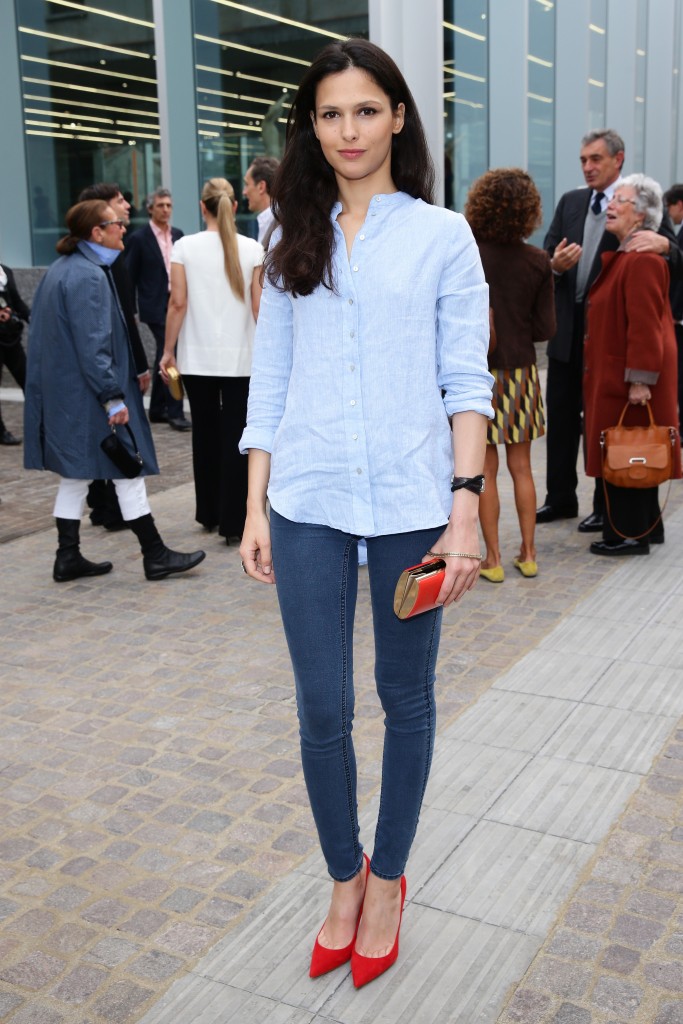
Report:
239,509,275,584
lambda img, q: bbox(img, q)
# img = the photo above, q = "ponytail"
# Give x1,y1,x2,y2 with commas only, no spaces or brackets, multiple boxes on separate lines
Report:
201,178,245,302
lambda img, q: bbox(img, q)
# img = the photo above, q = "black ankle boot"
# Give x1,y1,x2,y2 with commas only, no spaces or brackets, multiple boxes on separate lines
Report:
128,513,206,580
53,518,113,582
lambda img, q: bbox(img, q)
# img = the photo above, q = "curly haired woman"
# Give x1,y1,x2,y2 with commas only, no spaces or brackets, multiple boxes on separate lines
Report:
465,168,556,580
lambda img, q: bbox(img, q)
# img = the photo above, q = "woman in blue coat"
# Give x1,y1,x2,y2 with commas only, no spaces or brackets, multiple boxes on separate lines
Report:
24,199,205,582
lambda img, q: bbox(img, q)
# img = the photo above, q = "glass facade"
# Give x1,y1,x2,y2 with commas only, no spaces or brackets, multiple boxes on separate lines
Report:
443,1,488,213
5,1,683,266
527,0,555,245
192,0,368,237
15,0,159,264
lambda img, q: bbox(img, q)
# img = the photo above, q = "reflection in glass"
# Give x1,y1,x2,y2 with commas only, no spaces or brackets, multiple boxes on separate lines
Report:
443,1,488,213
527,0,555,245
192,0,368,238
15,0,159,264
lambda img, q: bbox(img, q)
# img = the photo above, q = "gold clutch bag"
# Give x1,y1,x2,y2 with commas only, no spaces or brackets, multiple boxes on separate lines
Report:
166,366,184,401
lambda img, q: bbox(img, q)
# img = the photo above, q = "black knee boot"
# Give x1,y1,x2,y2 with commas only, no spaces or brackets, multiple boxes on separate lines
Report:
128,513,206,581
53,518,113,582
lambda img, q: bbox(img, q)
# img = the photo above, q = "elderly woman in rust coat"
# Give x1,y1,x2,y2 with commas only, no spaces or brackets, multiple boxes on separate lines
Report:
584,174,681,555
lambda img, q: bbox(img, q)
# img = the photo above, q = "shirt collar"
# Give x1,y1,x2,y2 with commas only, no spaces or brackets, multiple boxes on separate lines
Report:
150,219,171,240
83,240,121,266
331,191,411,219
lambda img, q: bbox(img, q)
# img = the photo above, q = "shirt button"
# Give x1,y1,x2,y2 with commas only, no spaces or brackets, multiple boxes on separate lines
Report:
375,196,381,202
356,468,362,474
350,330,355,338
352,433,358,440
359,234,365,240
349,364,355,371
353,266,359,272
348,298,354,305
350,399,356,406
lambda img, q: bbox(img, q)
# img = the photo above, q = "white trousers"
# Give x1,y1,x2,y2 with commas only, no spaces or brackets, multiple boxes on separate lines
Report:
53,477,151,521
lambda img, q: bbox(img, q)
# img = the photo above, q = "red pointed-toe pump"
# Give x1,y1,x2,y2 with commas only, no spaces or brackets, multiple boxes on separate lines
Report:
309,853,370,979
351,875,407,989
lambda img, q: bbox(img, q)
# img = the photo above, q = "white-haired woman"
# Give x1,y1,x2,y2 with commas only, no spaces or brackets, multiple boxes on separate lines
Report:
583,173,681,555
161,178,263,542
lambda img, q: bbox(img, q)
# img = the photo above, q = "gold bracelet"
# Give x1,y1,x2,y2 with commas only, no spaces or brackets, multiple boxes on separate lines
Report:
426,550,483,560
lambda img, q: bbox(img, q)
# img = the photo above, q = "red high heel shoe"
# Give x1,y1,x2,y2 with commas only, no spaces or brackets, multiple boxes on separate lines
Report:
351,875,407,989
309,853,370,979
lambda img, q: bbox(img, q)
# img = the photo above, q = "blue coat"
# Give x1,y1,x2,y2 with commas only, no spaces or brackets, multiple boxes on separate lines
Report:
24,242,159,479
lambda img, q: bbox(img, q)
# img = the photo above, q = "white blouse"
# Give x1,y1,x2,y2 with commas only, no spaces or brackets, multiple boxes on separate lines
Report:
171,231,264,377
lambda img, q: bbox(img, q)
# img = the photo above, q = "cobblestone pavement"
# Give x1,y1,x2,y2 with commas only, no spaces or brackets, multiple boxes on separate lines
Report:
1,384,683,1024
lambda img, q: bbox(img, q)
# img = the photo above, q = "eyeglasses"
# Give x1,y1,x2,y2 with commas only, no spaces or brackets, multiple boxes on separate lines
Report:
612,196,637,207
98,219,126,229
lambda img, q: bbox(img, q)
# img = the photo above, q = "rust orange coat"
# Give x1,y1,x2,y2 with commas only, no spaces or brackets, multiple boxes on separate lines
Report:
583,249,681,479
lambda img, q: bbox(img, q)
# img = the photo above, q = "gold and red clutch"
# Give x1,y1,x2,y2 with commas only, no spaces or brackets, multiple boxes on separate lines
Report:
393,558,446,620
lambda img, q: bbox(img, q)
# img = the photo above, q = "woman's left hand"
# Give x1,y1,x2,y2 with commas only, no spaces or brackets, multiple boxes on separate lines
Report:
628,382,651,405
424,521,481,608
159,351,175,384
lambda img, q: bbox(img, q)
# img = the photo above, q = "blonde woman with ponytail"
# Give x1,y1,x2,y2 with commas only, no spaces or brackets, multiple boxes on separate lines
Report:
161,177,264,542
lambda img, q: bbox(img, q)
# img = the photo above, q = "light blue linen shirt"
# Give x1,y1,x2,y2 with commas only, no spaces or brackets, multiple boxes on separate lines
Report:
240,191,493,537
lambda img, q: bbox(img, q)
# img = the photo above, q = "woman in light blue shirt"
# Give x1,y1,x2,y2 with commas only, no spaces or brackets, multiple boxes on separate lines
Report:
240,39,493,988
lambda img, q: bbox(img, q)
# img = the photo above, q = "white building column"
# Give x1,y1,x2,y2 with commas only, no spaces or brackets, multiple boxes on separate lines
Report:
605,0,637,168
369,0,445,205
488,0,529,169
554,0,591,197
644,0,676,187
152,0,201,234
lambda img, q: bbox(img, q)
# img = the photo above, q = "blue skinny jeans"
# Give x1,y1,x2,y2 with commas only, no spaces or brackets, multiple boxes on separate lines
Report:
270,509,444,881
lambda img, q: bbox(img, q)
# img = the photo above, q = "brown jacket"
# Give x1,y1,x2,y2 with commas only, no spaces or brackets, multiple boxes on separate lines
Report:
477,241,556,370
583,250,681,479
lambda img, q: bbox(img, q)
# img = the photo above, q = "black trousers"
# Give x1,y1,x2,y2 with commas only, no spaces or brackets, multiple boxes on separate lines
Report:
602,481,662,542
675,323,683,435
182,374,249,538
545,304,603,514
147,321,184,421
0,335,26,390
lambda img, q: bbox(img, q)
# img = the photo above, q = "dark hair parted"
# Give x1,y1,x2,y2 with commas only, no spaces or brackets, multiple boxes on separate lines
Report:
266,38,435,296
77,182,120,203
249,156,280,193
465,168,542,244
56,200,110,254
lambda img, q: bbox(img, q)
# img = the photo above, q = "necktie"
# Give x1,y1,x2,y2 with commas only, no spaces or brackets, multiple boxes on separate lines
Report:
591,191,605,215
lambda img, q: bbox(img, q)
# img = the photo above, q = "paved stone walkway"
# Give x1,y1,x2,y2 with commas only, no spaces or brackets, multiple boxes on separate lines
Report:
1,385,683,1024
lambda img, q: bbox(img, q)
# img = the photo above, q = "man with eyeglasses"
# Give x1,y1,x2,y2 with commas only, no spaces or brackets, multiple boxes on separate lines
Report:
537,129,677,532
77,183,152,530
125,188,190,431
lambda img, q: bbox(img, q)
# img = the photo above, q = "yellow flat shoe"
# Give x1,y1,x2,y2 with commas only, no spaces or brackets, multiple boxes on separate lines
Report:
513,558,537,578
480,566,504,583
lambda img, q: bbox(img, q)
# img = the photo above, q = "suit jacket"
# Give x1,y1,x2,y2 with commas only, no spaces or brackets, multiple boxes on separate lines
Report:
0,264,31,322
663,211,683,320
110,256,148,375
544,187,678,362
124,222,183,324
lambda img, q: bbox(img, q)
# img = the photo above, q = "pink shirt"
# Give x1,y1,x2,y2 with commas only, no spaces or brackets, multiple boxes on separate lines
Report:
150,220,173,290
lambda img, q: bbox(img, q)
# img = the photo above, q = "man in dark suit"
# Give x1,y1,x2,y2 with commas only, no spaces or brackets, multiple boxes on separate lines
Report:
537,129,678,531
662,184,683,434
125,188,190,431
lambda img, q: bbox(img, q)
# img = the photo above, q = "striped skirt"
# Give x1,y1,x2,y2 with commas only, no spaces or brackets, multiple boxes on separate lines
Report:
487,364,545,445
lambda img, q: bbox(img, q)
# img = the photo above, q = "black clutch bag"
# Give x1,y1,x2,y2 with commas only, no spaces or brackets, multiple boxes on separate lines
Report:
100,424,144,478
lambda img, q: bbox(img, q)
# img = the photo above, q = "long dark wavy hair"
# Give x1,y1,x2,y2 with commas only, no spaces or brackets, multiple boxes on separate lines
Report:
266,38,435,297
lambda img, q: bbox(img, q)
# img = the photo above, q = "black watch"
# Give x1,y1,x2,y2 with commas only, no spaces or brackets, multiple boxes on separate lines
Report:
450,474,485,495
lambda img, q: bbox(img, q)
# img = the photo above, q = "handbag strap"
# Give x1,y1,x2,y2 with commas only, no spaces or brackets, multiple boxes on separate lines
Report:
109,422,141,455
616,400,656,428
601,476,672,541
